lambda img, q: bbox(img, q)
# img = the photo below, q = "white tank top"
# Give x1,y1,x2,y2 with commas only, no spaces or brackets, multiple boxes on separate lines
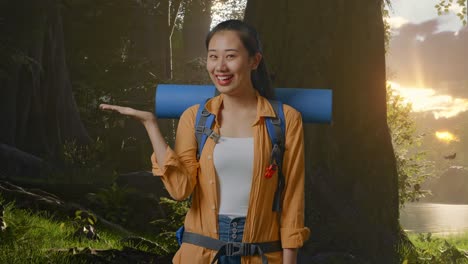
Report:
213,136,254,217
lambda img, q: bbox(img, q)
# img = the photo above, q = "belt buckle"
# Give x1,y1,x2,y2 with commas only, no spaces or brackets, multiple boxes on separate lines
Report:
225,242,242,256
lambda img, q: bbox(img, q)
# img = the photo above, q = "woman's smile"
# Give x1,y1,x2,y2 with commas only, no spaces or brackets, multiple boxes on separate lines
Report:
215,74,234,86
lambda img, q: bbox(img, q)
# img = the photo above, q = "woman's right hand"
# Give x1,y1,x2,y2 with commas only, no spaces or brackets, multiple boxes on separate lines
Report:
99,104,156,126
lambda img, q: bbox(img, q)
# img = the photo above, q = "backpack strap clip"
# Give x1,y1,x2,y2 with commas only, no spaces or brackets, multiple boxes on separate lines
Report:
201,108,211,117
270,117,281,125
209,130,220,143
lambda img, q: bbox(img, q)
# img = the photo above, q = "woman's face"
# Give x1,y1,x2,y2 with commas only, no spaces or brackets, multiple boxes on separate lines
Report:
206,30,261,96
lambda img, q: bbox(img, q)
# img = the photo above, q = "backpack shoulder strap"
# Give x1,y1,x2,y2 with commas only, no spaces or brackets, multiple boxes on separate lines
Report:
265,100,286,213
195,99,219,160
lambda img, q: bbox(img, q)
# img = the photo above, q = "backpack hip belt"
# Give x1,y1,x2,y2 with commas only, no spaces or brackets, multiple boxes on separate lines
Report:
182,231,282,264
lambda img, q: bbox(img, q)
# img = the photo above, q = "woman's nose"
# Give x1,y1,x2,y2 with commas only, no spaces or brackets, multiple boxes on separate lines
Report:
215,58,227,71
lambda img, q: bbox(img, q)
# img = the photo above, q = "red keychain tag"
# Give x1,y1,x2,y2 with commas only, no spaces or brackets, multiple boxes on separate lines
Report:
264,164,278,179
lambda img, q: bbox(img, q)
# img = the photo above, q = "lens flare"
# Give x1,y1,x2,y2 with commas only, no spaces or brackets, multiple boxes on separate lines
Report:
435,131,459,143
387,81,468,119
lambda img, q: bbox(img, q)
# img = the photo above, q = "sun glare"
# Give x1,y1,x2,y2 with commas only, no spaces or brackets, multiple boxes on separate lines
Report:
435,131,459,143
386,16,409,29
387,81,468,119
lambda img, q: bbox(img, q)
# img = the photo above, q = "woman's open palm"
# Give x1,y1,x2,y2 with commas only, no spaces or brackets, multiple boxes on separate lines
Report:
99,104,155,124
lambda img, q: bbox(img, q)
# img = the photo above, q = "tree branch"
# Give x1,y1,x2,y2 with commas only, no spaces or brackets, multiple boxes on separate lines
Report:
169,0,183,37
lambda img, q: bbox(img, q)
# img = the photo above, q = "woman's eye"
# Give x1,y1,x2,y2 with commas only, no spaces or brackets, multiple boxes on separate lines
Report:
209,54,217,59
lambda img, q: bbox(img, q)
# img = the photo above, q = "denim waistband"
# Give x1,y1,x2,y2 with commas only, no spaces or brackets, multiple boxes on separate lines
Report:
182,215,280,264
217,215,245,264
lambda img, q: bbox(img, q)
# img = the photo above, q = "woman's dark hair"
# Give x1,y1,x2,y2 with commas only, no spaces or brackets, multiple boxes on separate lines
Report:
205,19,274,99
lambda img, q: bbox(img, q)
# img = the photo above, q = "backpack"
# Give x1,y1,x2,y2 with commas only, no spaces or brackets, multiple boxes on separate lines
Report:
176,97,286,246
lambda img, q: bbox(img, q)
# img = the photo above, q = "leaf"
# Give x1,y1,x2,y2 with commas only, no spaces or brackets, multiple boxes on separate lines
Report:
90,214,97,223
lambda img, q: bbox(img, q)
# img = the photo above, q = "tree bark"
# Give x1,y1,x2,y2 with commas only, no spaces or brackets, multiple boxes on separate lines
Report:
245,1,399,263
0,0,90,160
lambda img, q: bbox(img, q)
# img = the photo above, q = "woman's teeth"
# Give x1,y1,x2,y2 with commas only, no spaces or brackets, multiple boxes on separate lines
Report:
217,75,233,80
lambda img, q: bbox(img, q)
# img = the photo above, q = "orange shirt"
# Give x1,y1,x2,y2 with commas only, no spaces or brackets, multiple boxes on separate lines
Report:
151,93,310,264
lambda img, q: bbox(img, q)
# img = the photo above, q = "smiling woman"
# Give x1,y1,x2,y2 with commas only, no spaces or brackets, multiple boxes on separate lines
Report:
100,19,309,264
206,30,261,97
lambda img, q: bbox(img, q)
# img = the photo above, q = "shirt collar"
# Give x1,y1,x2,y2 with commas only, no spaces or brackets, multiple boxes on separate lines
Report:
204,90,277,126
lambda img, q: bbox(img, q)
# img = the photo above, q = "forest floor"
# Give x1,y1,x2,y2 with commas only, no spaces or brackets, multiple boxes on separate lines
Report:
3,205,468,264
2,179,468,264
0,195,173,264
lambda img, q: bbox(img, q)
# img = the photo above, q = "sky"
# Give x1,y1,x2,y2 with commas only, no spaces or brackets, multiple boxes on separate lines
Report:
386,0,468,120
388,0,465,32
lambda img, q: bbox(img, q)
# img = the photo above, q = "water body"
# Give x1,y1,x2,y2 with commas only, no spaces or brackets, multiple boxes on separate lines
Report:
400,203,468,235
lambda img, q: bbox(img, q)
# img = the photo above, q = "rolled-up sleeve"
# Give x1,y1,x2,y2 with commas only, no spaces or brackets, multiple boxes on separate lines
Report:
150,105,200,201
280,108,310,248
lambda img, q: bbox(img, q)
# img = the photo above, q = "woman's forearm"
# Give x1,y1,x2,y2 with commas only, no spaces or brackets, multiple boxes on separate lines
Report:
143,117,168,166
283,248,298,264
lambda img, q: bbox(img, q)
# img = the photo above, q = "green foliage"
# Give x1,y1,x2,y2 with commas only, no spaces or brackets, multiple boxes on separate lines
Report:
89,183,134,225
51,137,115,184
72,210,99,241
73,210,98,227
382,1,392,53
150,197,189,253
62,138,104,168
387,84,433,207
400,233,468,263
435,0,467,25
0,198,6,232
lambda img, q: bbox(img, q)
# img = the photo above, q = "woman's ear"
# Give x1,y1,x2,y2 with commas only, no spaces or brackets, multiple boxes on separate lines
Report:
251,52,262,70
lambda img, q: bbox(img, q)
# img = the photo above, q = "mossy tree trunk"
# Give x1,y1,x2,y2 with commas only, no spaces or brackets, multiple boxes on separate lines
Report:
245,0,400,263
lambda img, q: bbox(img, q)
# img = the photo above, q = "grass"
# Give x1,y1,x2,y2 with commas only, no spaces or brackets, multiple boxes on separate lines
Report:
401,232,468,264
409,232,468,251
0,200,160,264
4,191,468,264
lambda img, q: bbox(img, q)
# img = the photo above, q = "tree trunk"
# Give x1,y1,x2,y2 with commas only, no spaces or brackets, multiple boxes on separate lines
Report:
0,0,90,161
245,1,400,263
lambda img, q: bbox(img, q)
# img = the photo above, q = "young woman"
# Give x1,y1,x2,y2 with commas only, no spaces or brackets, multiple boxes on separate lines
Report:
100,19,309,264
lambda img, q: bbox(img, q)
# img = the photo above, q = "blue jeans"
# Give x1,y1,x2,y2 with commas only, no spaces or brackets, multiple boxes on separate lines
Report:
217,215,245,264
